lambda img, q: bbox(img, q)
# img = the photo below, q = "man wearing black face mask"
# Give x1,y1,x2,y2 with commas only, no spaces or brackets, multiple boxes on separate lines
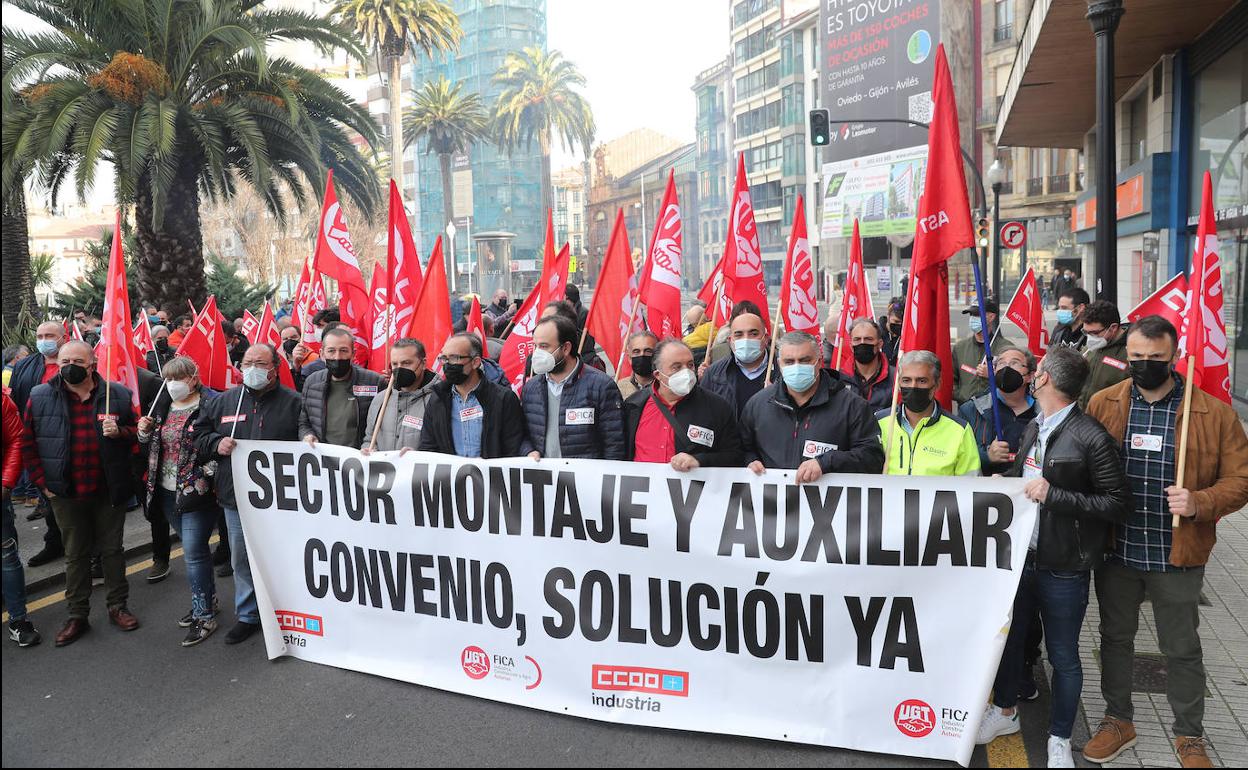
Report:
958,346,1039,475
146,325,175,374
298,327,385,448
881,300,905,366
953,300,1014,405
617,331,658,399
838,318,895,411
419,333,525,458
363,338,438,453
877,350,981,476
519,316,625,461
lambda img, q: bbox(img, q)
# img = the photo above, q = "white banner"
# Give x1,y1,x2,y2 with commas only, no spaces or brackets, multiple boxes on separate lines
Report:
233,442,1036,766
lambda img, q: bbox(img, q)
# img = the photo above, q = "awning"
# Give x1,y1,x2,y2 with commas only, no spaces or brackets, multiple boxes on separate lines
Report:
995,0,1237,149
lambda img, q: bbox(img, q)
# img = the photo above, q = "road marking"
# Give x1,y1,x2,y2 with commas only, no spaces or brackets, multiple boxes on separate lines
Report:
3,536,220,622
986,732,1028,768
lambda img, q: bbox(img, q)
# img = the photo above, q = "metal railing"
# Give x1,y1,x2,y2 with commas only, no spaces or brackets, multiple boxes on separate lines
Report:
993,24,1013,43
1026,177,1044,196
1048,174,1071,194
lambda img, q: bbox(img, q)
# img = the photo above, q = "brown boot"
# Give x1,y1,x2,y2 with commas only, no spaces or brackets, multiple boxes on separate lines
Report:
1175,736,1213,768
1083,716,1137,764
108,606,140,631
54,618,90,647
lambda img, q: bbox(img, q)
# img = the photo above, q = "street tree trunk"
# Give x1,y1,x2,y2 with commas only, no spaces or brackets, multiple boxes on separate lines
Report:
540,128,552,228
440,150,456,294
134,155,207,312
389,53,404,191
1,188,37,329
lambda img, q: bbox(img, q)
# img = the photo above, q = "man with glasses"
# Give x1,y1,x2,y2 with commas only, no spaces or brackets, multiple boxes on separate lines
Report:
194,343,302,646
623,339,743,470
1078,300,1130,408
418,333,525,458
958,346,1040,476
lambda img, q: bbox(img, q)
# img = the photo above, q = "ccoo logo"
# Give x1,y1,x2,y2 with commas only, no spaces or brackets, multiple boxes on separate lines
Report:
462,646,491,680
894,699,935,738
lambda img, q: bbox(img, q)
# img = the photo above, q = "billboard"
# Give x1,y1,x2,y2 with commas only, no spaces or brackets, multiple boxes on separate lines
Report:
819,0,941,162
820,145,927,238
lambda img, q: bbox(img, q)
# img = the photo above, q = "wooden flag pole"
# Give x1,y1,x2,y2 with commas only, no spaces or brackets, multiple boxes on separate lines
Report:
367,376,396,453
614,295,643,377
1173,355,1196,529
576,324,590,358
883,269,919,474
763,309,782,387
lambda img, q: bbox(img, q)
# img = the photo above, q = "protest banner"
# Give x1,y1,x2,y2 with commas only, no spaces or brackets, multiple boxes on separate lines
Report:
233,442,1035,766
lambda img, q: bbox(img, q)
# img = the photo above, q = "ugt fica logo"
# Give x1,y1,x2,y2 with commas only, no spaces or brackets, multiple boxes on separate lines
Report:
894,699,935,738
461,645,490,680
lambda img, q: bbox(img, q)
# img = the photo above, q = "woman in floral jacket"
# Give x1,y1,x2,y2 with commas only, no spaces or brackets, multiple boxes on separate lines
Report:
138,357,219,647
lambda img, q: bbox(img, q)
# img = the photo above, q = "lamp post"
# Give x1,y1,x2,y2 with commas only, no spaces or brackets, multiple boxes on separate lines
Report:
987,159,1007,304
445,221,458,294
1088,0,1124,302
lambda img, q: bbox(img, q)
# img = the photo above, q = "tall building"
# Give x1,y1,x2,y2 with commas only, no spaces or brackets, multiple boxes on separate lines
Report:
387,0,547,297
996,0,1246,407
552,165,586,277
692,59,731,285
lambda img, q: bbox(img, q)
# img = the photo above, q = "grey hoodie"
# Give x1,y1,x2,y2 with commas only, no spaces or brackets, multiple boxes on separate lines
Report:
364,370,439,451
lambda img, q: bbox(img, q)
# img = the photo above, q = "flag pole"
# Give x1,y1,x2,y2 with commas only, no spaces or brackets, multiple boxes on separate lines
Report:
969,257,1005,441
883,267,919,473
368,377,396,452
229,386,247,439
764,309,782,387
105,340,113,415
146,380,167,419
614,295,643,377
1173,355,1196,529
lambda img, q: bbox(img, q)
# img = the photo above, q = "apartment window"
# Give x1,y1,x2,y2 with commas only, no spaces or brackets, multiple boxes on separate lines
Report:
573,213,581,231
733,0,777,26
735,100,781,138
1127,93,1148,166
993,0,1013,42
735,62,780,100
734,23,777,64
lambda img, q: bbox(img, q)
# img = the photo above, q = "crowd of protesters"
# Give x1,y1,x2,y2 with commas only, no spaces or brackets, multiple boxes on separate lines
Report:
2,285,1245,770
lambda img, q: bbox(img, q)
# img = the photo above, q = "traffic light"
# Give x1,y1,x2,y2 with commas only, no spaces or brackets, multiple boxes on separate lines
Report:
976,217,990,248
809,109,831,146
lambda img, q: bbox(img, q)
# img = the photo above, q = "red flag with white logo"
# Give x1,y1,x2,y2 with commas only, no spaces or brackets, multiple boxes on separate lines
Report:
369,181,424,372
1127,272,1189,329
723,153,769,328
98,210,141,411
780,195,821,341
466,296,487,351
290,258,327,351
254,300,295,389
240,309,259,341
406,236,453,364
499,218,569,392
586,209,638,373
834,219,875,375
312,169,370,358
175,296,235,390
697,255,733,326
636,170,683,340
1004,267,1049,359
132,314,154,361
1179,171,1232,404
900,45,970,409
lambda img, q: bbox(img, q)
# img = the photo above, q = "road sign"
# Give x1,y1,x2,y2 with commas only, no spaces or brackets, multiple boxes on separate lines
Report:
1000,221,1026,249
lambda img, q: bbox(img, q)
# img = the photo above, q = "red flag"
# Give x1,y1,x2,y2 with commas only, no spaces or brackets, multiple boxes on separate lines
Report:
637,170,683,340
175,296,235,390
70,320,84,341
537,209,570,305
900,45,971,409
312,169,370,355
834,219,874,375
98,210,141,411
240,309,259,341
256,300,296,389
723,153,769,327
780,195,821,341
498,219,570,391
1004,267,1049,359
1127,272,1189,329
406,237,453,364
369,181,424,371
466,297,487,350
697,256,733,325
132,314,154,361
290,258,327,351
1180,171,1232,403
586,209,639,372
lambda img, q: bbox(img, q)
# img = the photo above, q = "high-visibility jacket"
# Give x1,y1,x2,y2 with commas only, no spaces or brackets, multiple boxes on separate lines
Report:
876,403,982,476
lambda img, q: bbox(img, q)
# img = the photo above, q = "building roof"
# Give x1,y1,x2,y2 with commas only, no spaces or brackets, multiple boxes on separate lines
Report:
594,128,686,179
616,143,697,184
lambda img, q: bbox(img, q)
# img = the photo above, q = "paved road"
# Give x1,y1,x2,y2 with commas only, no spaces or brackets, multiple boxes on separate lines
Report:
1,548,1069,768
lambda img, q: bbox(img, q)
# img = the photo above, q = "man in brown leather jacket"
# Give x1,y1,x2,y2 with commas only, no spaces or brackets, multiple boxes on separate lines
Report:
1083,315,1248,769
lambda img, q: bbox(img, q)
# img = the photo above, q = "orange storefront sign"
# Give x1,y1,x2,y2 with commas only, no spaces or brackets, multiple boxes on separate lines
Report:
1071,174,1146,231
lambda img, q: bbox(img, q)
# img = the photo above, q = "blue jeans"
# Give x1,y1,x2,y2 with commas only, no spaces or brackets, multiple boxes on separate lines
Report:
12,470,37,499
222,506,258,624
992,564,1090,739
2,498,27,621
158,490,216,621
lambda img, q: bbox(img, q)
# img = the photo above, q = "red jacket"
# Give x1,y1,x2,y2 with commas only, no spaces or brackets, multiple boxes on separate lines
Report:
2,394,22,489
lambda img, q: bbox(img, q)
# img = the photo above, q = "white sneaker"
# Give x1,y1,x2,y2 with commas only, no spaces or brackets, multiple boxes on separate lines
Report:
1048,735,1074,768
975,704,1021,744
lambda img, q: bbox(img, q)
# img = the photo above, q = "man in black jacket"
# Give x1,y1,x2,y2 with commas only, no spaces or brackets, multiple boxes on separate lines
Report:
419,333,525,458
146,325,175,374
299,327,385,449
742,332,883,481
623,340,743,470
975,347,1132,767
20,341,141,646
194,343,303,646
701,307,776,417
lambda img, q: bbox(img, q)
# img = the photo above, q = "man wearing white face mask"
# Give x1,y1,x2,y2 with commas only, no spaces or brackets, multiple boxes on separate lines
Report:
193,343,302,646
520,316,625,461
1078,300,1130,408
623,339,743,470
700,309,776,417
952,300,1014,405
741,332,884,482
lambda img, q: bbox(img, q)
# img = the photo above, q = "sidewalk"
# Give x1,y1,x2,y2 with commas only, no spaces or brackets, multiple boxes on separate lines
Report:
1075,507,1248,767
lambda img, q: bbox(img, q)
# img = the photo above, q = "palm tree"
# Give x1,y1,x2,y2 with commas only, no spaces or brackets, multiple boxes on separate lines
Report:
402,77,488,237
3,0,382,311
333,0,462,191
492,46,595,217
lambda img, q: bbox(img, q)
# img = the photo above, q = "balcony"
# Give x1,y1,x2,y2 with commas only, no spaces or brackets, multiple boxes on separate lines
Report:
1048,174,1071,194
1026,177,1044,196
993,24,1013,43
996,180,1014,195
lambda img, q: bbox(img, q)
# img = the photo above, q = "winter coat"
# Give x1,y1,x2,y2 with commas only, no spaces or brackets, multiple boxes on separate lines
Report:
1079,330,1131,408
622,385,744,467
700,354,779,416
140,388,219,516
363,370,439,451
193,383,303,509
519,360,626,459
418,376,526,459
2,394,23,489
298,364,386,447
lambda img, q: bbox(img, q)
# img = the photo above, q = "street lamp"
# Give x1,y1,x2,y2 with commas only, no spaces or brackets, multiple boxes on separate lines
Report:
986,159,1007,304
633,201,643,253
445,221,458,294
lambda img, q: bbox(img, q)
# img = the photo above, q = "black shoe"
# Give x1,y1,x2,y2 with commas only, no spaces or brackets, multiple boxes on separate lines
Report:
90,558,104,584
8,619,41,648
146,560,171,584
212,548,230,566
178,597,220,628
1019,669,1041,702
217,563,233,577
181,618,218,647
26,547,63,568
224,621,259,645
25,508,44,521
